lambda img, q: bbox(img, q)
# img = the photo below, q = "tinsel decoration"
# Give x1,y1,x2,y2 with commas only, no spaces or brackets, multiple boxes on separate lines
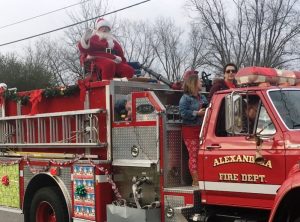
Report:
1,175,9,186
89,159,122,200
0,159,21,166
50,154,85,166
75,184,87,197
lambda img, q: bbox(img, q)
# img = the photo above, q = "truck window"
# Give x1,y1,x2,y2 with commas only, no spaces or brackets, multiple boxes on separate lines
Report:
216,95,274,136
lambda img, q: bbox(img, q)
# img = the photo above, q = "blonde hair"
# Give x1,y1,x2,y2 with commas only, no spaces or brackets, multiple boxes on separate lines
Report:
183,74,199,96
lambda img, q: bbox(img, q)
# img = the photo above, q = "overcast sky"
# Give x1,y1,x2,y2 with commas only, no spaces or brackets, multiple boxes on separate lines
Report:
0,0,189,54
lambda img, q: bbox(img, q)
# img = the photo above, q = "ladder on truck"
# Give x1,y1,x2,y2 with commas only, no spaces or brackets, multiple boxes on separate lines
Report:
0,109,107,148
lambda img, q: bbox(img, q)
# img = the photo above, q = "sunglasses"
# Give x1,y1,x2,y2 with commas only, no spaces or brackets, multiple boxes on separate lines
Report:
225,69,237,74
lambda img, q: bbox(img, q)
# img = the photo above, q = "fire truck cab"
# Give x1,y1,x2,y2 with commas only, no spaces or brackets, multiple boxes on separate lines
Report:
195,67,300,222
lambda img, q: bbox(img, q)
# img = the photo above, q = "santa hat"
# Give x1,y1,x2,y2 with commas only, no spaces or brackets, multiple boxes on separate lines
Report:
183,69,199,81
95,18,111,30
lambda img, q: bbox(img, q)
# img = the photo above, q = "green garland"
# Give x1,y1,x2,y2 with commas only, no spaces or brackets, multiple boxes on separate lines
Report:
4,85,79,105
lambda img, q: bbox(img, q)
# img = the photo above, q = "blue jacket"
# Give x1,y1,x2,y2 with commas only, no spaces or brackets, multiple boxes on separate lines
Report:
179,93,208,126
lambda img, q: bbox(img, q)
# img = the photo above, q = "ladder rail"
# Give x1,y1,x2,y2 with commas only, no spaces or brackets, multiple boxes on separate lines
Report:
0,109,106,148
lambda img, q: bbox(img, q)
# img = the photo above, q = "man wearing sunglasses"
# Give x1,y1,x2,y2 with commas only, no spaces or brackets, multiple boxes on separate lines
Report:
208,63,238,101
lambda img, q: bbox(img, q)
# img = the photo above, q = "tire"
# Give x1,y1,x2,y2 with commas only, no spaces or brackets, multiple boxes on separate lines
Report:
29,186,69,222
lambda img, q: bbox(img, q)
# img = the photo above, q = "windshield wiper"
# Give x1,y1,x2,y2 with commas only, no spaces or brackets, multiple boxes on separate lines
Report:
292,123,300,129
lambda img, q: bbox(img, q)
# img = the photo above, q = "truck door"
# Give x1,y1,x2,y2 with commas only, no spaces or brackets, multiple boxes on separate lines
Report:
200,93,285,210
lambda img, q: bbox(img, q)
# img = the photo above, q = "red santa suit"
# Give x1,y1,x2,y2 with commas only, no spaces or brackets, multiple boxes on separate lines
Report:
78,18,134,80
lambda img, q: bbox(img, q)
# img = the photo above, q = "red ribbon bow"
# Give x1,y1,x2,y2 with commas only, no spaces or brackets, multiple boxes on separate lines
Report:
29,89,43,115
0,87,5,106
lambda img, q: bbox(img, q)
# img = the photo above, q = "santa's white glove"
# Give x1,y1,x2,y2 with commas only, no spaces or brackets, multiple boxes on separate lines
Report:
80,28,93,49
114,56,122,64
83,28,93,41
0,83,7,90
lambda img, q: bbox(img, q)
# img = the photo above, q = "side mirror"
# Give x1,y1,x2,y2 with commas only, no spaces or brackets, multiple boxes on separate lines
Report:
225,93,243,134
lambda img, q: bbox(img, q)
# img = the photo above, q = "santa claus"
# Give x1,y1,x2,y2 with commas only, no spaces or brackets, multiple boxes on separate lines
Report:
78,18,134,80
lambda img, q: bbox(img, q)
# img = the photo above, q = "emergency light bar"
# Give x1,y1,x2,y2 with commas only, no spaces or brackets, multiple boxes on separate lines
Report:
235,66,300,87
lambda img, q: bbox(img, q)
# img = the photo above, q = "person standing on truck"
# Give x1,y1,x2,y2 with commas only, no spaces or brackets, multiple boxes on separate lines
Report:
243,96,259,134
179,70,208,186
208,63,238,101
78,18,134,81
114,95,132,121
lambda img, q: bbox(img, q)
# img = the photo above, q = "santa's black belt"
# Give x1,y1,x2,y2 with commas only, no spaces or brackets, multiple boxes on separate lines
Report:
95,48,116,54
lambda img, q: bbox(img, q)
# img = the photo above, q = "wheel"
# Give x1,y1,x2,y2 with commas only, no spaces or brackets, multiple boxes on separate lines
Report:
29,186,69,222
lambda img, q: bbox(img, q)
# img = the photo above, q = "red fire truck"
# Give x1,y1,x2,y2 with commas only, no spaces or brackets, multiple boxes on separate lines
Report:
0,66,300,222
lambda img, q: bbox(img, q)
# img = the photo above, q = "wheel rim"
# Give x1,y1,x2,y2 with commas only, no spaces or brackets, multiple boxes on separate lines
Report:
36,201,56,222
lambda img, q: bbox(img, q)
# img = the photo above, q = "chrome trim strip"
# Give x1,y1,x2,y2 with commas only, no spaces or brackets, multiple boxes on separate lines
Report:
0,206,22,214
112,159,154,167
200,181,280,195
106,85,112,161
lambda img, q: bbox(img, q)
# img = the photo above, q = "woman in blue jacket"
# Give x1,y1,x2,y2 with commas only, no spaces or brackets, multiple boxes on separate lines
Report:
179,70,208,186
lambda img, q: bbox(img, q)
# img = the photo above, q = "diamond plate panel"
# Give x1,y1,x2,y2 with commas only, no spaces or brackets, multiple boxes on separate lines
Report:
164,128,182,187
114,86,145,95
112,126,158,161
164,195,185,207
136,98,157,122
164,190,201,222
112,81,168,96
164,186,200,194
164,195,185,222
24,166,72,198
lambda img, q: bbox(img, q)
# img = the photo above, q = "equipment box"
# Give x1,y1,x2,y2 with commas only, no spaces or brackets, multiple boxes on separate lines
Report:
106,204,160,222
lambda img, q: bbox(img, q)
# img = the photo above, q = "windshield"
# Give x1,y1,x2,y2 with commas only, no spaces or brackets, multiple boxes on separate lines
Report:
269,89,300,129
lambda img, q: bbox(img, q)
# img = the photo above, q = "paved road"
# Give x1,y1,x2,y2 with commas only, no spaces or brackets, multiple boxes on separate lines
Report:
0,210,24,222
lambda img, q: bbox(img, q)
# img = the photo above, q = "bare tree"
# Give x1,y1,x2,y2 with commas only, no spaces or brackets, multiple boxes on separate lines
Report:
115,19,157,67
241,0,300,68
186,23,209,70
152,17,188,82
23,38,79,86
187,0,235,71
187,0,300,70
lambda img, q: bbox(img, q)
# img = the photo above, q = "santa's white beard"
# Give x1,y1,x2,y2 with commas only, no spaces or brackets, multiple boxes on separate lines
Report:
95,31,115,48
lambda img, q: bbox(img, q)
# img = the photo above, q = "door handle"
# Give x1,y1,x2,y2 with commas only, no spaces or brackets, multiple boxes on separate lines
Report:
206,145,221,150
